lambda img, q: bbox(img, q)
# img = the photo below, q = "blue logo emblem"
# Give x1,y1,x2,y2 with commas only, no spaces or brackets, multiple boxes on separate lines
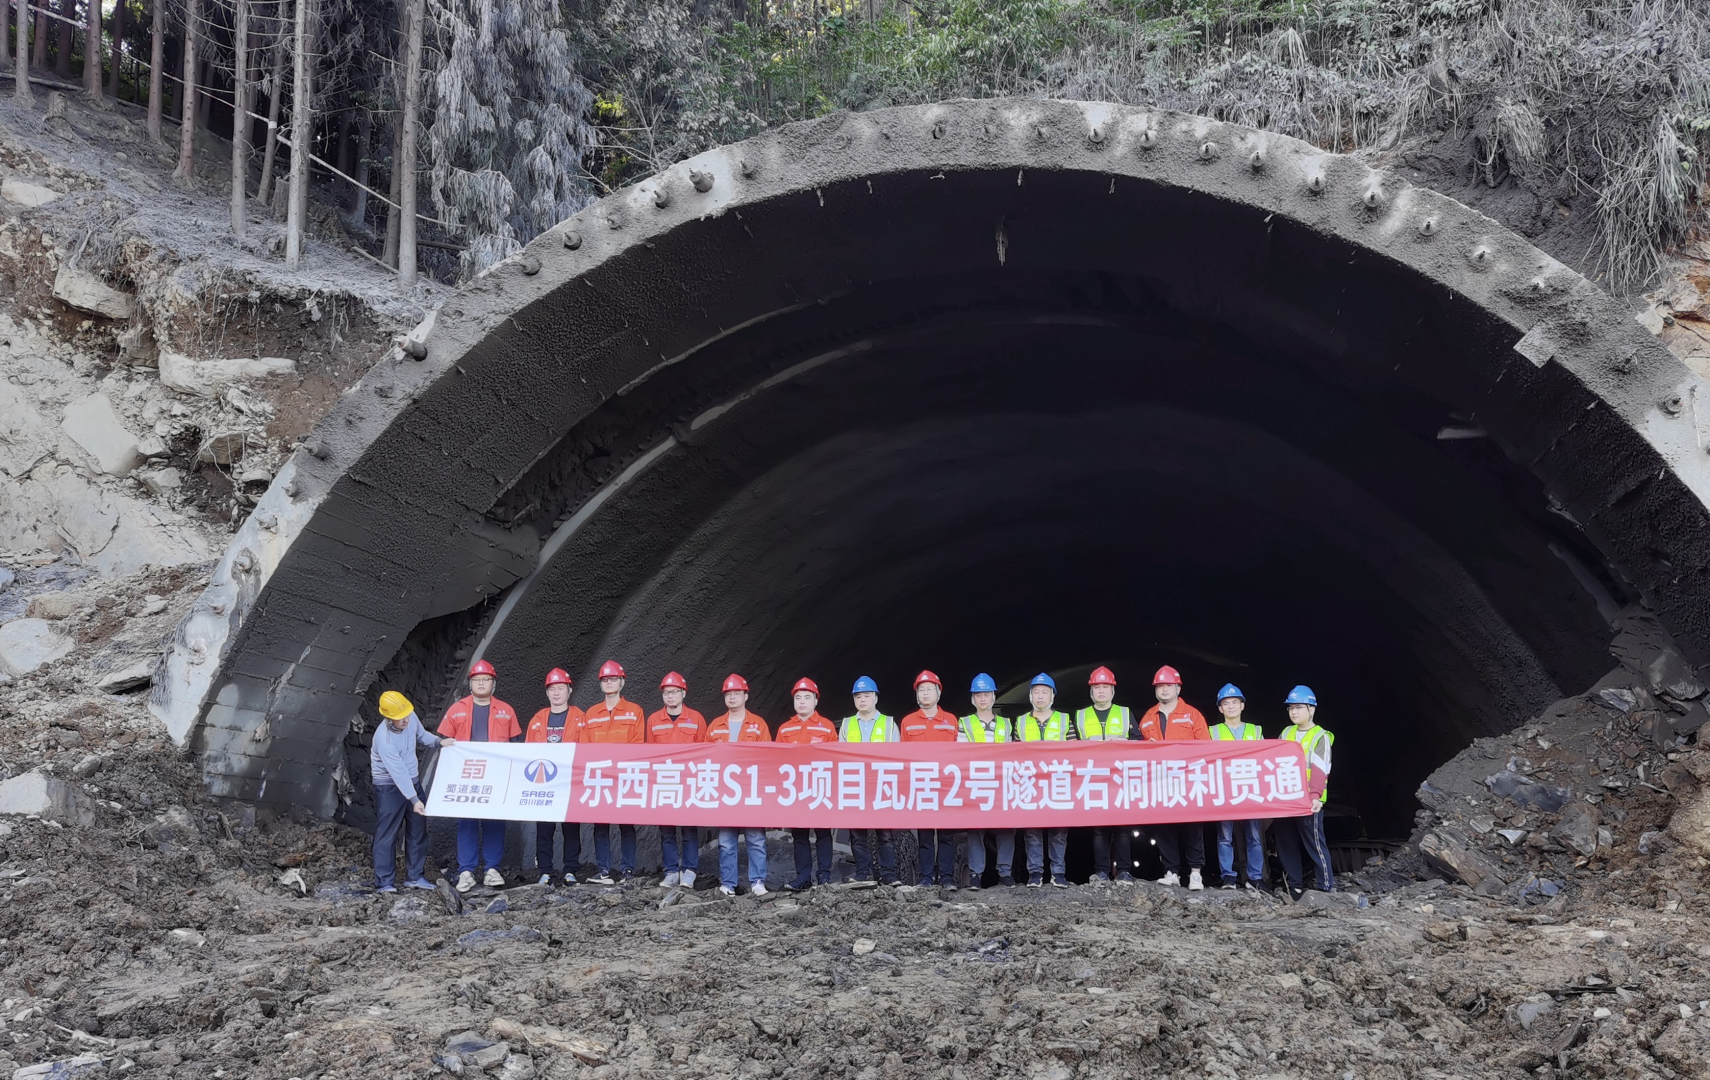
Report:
524,759,558,784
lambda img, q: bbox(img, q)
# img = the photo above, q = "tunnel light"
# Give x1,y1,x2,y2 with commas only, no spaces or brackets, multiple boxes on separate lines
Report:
1149,839,1156,845
1132,830,1140,837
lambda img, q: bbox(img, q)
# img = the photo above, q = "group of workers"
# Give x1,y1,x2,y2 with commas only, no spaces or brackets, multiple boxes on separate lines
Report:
368,662,1337,901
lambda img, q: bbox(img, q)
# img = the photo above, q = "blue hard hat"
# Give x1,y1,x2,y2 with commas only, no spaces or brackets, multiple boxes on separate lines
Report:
852,676,879,695
1029,672,1057,691
970,673,997,694
1284,685,1317,707
1216,683,1245,702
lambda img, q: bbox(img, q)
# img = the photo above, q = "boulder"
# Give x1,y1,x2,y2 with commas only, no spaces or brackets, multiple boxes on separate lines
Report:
95,653,156,694
0,770,96,826
1669,786,1710,858
51,266,135,321
60,393,143,476
1418,830,1507,890
136,467,181,496
158,351,294,397
24,592,79,619
0,177,61,207
1549,804,1602,857
0,618,74,676
196,431,249,466
0,382,53,478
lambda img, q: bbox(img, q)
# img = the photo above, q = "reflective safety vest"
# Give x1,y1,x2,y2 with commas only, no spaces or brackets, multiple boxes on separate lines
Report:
1074,706,1130,741
1281,723,1334,803
1210,722,1262,741
840,713,895,742
1018,711,1071,742
961,714,1011,742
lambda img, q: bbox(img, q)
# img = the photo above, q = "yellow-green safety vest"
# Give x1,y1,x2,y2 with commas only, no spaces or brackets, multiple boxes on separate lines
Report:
1018,711,1070,742
1280,723,1333,803
1074,705,1130,741
1210,722,1263,740
840,713,895,742
961,714,1011,742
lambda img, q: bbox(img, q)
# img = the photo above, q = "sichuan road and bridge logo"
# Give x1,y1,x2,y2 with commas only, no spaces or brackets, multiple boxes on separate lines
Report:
524,759,559,785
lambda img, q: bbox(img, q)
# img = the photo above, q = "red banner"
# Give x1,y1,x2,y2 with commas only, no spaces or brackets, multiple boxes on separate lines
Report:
425,739,1315,827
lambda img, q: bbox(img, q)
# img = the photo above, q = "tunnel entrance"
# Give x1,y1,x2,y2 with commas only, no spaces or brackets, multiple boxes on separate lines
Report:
152,101,1710,842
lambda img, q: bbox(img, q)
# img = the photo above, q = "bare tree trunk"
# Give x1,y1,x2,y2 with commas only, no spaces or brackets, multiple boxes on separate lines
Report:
380,0,407,267
105,0,124,98
51,0,67,78
230,0,247,237
146,0,162,138
82,0,101,101
172,0,197,183
396,0,422,286
256,23,282,204
13,0,30,102
194,53,209,126
351,104,370,225
31,6,45,67
283,0,313,270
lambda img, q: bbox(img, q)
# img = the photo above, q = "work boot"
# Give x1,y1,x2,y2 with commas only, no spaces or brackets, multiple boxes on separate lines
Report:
663,871,681,888
1155,871,1180,887
1188,869,1204,891
456,870,477,893
680,869,697,889
483,868,505,888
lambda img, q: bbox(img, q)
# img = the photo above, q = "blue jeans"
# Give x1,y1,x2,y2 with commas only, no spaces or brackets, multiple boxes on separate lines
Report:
594,824,637,875
374,780,426,887
456,818,504,874
1023,828,1067,880
916,830,957,885
1218,819,1265,882
661,826,700,874
718,828,767,888
967,830,1014,880
791,828,833,887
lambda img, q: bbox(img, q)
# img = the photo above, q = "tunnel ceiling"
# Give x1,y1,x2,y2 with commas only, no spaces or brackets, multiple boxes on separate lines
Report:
151,100,1710,829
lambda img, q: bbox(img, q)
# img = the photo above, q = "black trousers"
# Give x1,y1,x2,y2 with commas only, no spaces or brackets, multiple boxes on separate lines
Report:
536,820,581,875
1274,807,1335,892
850,829,897,883
792,828,834,886
916,830,957,885
1155,822,1206,874
1090,826,1133,877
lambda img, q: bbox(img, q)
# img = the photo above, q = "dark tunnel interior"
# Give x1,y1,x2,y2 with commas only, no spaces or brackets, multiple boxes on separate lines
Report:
354,169,1632,843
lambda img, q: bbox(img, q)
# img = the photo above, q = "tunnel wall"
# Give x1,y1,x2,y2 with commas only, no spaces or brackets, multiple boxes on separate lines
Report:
147,100,1710,817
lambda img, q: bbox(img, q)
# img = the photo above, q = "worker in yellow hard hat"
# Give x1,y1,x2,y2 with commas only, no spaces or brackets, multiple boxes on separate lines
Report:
372,690,454,892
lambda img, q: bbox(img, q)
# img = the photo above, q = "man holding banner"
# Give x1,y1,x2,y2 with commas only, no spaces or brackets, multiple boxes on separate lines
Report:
776,678,838,890
1138,665,1211,891
959,673,1014,888
580,661,646,885
709,674,772,896
901,670,961,889
1018,673,1072,888
437,659,522,893
525,667,584,885
648,671,707,889
841,676,901,886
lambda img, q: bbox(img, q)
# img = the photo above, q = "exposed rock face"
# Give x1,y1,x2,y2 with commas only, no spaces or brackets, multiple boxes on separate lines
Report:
51,265,135,320
0,769,95,826
0,382,53,477
158,352,295,397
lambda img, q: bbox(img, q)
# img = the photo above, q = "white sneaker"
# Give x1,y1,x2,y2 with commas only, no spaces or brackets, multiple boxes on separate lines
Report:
663,872,681,887
562,871,577,885
456,870,476,893
484,868,505,888
718,885,736,896
749,881,768,897
537,874,552,886
680,869,696,889
1188,869,1204,891
1156,871,1180,887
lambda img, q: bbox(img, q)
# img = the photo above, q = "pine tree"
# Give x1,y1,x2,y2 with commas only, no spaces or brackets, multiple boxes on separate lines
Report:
422,0,595,277
172,0,199,184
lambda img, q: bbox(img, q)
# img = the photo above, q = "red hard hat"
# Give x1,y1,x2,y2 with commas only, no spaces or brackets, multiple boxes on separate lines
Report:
597,660,625,679
792,677,820,696
660,671,688,690
1089,666,1117,686
544,668,572,687
1152,665,1183,686
469,659,496,678
913,670,942,688
722,673,749,693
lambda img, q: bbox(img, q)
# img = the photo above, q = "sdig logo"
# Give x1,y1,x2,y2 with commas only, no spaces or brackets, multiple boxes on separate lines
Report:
444,794,491,804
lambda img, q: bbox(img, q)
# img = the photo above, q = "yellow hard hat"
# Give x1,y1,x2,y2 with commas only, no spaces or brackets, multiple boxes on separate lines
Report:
377,691,414,721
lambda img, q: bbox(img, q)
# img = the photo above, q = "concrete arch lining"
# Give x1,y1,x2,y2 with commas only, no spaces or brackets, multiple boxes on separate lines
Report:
147,99,1710,820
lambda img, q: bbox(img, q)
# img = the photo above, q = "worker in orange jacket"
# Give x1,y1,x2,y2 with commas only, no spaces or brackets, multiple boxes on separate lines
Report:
1138,665,1210,891
580,660,645,884
648,671,706,888
709,673,771,896
525,668,584,885
776,677,837,890
437,659,522,893
900,670,961,889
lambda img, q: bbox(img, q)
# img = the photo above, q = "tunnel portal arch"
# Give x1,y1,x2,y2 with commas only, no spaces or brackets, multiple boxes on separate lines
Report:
151,99,1710,828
